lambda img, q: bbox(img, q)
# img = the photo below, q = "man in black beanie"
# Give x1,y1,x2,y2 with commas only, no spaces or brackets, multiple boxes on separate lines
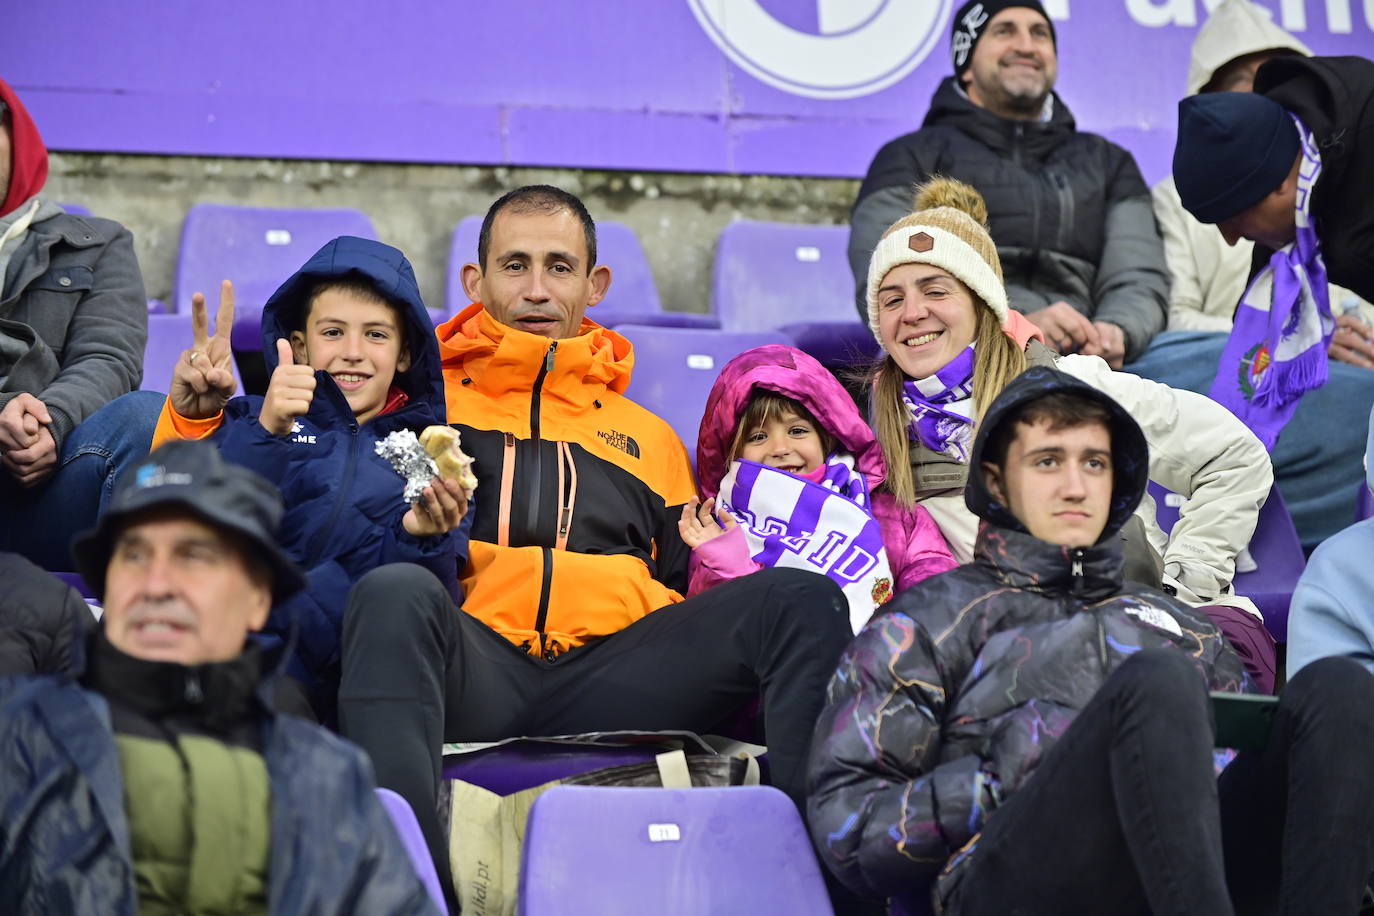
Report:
1172,57,1374,451
849,1,1169,369
1173,55,1374,305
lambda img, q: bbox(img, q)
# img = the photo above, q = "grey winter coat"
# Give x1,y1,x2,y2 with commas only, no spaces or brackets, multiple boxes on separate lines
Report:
849,79,1169,361
0,210,147,448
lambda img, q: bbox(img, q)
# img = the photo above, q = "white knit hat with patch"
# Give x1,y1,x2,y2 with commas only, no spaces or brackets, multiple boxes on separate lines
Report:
865,178,1009,340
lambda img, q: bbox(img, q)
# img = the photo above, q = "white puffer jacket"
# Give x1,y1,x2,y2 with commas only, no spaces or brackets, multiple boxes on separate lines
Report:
920,352,1272,612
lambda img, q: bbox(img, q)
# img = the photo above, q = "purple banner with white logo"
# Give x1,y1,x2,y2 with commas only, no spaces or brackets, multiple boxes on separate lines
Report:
3,1,1370,180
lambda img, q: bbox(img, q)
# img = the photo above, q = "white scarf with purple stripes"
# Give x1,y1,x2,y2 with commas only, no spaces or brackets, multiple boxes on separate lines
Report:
716,454,894,634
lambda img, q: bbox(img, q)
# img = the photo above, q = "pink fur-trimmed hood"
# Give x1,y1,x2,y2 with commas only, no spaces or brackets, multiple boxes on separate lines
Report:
695,345,885,499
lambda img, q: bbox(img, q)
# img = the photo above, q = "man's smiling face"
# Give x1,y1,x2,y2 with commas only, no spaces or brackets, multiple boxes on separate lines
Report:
462,207,611,340
963,6,1058,119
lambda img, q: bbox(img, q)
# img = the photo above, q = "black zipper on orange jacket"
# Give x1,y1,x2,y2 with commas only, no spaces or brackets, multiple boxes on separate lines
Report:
530,342,557,656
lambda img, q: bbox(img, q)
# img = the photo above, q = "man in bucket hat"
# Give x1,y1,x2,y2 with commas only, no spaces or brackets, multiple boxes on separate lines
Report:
0,440,438,915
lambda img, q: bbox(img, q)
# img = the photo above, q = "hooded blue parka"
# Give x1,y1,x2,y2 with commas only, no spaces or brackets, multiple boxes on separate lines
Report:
207,237,467,715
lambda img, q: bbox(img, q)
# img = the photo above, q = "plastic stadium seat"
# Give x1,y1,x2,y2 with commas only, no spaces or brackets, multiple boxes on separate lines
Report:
617,325,792,460
1147,482,1304,640
1356,483,1373,523
375,788,446,913
712,220,878,367
58,203,92,217
176,204,378,317
518,786,832,915
140,313,242,396
446,216,716,329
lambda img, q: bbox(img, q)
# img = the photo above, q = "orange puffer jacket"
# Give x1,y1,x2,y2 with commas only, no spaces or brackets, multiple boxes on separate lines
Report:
439,304,696,659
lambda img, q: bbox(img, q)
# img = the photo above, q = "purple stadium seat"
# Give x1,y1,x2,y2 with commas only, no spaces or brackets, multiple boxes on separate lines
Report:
712,220,878,367
617,325,793,460
176,203,377,316
173,204,447,345
445,216,481,316
1147,482,1304,640
443,742,665,797
58,202,92,217
375,788,446,913
1356,483,1373,523
140,313,242,396
446,216,716,329
518,785,832,915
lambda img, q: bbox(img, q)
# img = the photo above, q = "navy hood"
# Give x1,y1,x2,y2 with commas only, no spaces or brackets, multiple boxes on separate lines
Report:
258,236,444,417
966,366,1149,544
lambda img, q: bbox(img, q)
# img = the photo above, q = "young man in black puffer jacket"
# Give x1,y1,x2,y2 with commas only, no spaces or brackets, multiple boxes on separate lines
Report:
808,366,1374,915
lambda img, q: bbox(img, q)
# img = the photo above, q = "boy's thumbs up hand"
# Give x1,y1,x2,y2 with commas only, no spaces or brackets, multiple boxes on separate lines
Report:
258,338,317,436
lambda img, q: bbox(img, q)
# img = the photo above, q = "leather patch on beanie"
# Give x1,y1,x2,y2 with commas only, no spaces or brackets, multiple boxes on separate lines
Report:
909,232,934,253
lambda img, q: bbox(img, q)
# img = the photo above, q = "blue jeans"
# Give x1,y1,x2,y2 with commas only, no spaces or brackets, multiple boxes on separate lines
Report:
0,390,164,570
1126,331,1374,553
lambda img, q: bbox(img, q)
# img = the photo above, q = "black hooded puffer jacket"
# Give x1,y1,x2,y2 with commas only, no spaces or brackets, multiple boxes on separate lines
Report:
806,366,1248,907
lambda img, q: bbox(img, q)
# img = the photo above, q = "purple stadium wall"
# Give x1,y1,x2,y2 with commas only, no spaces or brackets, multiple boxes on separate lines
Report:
3,0,1371,183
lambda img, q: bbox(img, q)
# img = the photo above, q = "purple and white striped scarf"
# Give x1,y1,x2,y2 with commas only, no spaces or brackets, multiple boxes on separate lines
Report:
717,453,894,634
903,345,976,461
1208,114,1332,451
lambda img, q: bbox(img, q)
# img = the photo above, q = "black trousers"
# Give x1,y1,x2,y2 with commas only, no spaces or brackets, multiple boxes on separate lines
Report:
338,563,852,909
944,650,1374,916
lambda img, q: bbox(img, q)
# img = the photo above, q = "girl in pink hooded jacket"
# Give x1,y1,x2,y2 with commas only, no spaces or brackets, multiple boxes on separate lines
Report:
682,345,955,633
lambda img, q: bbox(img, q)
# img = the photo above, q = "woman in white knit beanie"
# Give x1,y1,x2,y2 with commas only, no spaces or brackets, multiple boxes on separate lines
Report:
867,177,1271,617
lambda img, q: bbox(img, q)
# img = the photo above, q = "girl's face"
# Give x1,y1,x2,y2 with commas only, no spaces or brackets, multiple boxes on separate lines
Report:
877,263,980,380
738,411,826,475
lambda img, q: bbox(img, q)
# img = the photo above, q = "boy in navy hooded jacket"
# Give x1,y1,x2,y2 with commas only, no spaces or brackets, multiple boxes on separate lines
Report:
152,236,470,721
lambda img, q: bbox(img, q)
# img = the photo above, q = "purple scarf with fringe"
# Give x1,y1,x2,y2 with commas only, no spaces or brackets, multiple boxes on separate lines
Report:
902,345,976,461
1208,114,1333,451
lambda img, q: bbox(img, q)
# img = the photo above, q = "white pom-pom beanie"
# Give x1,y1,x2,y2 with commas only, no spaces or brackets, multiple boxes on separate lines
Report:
865,205,1009,341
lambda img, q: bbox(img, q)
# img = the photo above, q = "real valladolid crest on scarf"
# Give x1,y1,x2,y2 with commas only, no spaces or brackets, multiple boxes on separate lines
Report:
1208,114,1333,451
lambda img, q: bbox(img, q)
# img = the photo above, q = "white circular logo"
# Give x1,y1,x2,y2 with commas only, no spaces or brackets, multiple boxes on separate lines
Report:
688,0,953,100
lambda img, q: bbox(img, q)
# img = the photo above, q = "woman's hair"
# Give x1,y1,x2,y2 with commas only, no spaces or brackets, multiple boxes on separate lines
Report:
728,391,837,463
871,297,1027,507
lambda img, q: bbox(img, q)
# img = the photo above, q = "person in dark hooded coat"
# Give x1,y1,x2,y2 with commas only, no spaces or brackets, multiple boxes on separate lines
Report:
807,366,1374,915
149,236,470,721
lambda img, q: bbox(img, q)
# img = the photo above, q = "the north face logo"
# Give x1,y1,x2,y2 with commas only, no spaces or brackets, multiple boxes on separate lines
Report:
598,429,640,458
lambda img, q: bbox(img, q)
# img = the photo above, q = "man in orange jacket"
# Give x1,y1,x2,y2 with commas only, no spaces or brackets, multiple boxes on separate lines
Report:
337,185,854,910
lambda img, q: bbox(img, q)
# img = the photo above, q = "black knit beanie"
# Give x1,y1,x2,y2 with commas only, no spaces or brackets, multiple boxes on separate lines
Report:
1174,91,1300,225
951,1,1057,78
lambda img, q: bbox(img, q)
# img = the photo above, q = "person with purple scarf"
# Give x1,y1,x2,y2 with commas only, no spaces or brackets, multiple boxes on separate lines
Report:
1173,55,1374,452
865,177,1279,691
684,345,956,633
